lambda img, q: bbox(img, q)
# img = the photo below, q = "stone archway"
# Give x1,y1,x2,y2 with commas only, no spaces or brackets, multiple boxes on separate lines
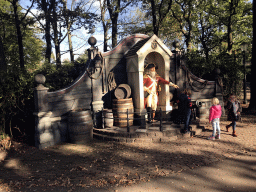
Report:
126,35,173,117
144,52,168,109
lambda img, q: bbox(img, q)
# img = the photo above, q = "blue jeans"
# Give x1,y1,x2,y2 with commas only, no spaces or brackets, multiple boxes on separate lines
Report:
230,121,236,131
211,118,220,137
184,109,191,131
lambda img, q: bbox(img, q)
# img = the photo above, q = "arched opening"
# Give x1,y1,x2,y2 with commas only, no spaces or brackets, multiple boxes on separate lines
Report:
144,51,170,111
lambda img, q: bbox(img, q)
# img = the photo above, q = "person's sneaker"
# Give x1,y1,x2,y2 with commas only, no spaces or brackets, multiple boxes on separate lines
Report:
207,136,215,140
215,135,220,139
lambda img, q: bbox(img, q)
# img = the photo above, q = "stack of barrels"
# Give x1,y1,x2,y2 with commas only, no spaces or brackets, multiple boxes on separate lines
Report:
113,84,134,127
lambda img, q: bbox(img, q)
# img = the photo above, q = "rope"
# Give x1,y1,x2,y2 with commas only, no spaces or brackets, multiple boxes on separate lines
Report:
107,71,117,91
186,68,208,92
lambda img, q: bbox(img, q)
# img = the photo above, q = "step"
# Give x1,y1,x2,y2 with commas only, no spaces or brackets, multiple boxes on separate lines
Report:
93,121,205,143
93,132,179,143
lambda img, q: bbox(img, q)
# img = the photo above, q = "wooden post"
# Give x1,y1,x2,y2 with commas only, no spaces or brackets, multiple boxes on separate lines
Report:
160,108,163,132
127,108,130,133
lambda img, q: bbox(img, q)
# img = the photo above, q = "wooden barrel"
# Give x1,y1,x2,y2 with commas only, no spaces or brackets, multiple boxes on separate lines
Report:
103,109,114,128
113,98,134,127
114,84,131,99
68,110,93,143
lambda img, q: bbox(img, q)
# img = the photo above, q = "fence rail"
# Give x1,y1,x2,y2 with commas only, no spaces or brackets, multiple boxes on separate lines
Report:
100,108,168,133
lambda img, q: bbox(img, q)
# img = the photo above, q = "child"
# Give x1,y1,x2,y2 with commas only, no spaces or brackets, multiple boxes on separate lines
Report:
208,97,222,140
178,88,192,134
226,94,241,137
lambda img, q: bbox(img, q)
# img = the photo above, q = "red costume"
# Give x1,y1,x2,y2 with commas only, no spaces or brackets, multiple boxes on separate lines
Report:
143,74,173,110
143,63,178,122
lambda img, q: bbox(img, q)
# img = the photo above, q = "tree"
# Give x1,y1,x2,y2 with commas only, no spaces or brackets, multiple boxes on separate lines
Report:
195,0,223,61
106,0,135,48
118,0,179,47
148,0,173,36
34,0,98,66
63,0,75,63
249,0,256,110
0,0,45,137
184,0,252,98
171,0,198,50
99,0,111,52
118,6,151,35
0,20,7,79
8,0,35,70
35,0,55,63
61,0,98,62
209,0,247,53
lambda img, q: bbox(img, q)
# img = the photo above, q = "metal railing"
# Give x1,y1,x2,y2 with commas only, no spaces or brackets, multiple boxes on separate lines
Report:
101,108,169,133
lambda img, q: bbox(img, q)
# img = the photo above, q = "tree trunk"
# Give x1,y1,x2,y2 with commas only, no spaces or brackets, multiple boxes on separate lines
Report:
111,15,118,48
151,0,158,36
100,0,109,52
0,34,7,79
227,21,232,53
249,0,256,110
13,0,25,69
63,0,74,63
45,12,52,63
103,24,108,52
52,2,61,68
68,31,74,63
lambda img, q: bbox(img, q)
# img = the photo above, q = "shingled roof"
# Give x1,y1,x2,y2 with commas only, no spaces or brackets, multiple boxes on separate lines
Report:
125,37,151,57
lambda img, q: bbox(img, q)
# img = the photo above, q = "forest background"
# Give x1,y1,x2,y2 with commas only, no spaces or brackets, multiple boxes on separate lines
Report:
0,0,254,144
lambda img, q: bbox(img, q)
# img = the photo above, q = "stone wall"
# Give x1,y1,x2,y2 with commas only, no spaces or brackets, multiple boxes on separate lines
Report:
33,34,224,148
34,71,92,149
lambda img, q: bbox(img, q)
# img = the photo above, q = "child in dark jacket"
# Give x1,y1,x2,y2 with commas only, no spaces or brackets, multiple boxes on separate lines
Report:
178,88,192,134
208,97,222,140
226,94,241,137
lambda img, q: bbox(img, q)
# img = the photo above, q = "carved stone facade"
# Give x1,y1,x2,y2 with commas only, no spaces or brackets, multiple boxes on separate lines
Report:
34,34,223,148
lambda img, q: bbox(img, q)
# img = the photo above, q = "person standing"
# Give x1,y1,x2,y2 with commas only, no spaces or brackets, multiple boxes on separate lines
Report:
143,63,179,123
177,88,192,134
226,94,241,137
208,97,222,140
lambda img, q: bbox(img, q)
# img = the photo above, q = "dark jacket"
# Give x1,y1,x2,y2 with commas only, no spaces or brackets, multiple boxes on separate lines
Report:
178,93,192,113
174,93,192,124
226,100,241,121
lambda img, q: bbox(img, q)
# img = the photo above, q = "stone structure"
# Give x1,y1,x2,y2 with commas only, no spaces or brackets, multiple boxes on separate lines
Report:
34,34,223,148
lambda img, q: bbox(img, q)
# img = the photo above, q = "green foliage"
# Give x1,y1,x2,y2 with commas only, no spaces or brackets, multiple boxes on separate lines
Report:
0,70,35,139
0,0,44,140
35,61,85,91
186,50,244,97
75,52,88,65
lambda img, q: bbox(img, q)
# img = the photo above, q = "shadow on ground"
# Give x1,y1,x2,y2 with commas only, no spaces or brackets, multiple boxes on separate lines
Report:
0,117,255,192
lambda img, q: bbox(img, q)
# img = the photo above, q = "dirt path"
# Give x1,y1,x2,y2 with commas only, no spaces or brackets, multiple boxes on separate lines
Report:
0,116,255,192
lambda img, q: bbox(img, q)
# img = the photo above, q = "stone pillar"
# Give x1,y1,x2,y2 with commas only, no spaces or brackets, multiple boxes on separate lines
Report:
34,74,48,112
34,111,53,149
92,101,104,128
91,59,104,128
34,74,53,148
87,36,104,128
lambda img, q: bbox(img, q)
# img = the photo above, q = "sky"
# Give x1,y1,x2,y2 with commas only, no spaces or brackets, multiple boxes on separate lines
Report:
20,0,253,62
20,0,105,62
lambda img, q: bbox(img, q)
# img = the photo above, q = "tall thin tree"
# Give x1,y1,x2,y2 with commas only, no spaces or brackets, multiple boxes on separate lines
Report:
249,0,256,110
150,0,173,36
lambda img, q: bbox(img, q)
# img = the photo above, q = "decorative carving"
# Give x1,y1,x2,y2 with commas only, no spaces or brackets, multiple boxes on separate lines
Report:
107,72,117,91
151,41,157,49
